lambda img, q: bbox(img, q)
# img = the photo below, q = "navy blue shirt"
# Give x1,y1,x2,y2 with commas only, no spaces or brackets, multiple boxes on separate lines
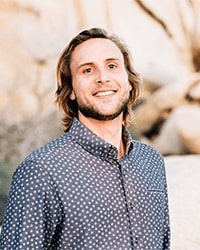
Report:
0,118,170,249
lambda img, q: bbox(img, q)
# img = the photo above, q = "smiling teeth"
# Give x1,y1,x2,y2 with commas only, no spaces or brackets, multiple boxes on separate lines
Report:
95,91,115,97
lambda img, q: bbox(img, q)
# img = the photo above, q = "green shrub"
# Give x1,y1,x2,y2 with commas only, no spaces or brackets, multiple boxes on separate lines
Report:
0,162,16,224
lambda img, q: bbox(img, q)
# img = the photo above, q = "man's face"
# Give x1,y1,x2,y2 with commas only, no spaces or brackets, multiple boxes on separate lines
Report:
70,38,132,121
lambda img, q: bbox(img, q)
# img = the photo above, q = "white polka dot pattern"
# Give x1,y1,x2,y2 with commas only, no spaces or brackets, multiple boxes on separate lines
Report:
0,118,170,249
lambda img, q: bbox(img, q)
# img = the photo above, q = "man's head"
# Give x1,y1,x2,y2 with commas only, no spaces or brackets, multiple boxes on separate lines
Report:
56,27,142,132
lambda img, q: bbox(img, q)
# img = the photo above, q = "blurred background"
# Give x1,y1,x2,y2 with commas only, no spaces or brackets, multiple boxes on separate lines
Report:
0,0,200,249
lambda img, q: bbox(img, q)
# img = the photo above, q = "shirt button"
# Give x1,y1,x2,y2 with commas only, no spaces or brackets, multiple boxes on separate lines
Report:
100,153,106,158
109,148,115,154
130,202,134,209
134,237,139,245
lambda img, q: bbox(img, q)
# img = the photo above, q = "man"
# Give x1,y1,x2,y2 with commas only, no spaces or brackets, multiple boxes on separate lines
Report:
0,27,170,249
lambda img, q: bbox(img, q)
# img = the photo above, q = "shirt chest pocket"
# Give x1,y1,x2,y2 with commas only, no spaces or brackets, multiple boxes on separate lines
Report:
146,187,165,207
140,187,165,225
134,186,165,218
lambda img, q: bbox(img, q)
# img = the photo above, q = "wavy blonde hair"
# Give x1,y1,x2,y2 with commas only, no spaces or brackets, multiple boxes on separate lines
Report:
56,27,142,132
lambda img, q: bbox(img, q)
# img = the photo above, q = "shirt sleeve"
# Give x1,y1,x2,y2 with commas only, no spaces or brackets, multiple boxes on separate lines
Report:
162,160,171,250
0,159,62,249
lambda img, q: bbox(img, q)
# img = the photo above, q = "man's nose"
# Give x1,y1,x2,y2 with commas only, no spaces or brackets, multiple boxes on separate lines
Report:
95,69,110,83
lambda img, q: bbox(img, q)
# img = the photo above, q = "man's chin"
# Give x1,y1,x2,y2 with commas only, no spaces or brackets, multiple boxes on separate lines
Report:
79,109,122,121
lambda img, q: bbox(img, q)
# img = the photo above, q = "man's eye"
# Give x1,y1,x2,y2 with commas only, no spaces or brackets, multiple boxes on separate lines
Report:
84,68,93,73
108,64,117,69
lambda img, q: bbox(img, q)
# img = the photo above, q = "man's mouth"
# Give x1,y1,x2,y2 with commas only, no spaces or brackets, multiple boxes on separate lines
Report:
94,90,116,97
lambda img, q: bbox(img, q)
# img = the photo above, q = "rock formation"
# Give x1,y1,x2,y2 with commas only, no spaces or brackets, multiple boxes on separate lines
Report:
0,0,200,161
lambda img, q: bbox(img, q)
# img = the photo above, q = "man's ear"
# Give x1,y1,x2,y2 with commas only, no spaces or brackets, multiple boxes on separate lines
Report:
69,90,76,100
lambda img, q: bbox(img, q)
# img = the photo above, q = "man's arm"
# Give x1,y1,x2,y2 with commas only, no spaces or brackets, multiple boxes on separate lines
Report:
162,163,171,250
0,159,61,249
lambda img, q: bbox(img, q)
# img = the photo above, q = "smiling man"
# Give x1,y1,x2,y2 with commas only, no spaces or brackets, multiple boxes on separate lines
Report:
0,28,170,249
70,38,132,124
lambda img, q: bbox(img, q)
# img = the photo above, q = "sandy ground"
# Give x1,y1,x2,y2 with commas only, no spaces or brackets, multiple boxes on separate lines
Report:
165,155,200,250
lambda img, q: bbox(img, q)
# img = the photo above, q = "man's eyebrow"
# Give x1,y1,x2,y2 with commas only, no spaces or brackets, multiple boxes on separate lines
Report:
78,62,93,69
105,57,121,62
78,58,121,68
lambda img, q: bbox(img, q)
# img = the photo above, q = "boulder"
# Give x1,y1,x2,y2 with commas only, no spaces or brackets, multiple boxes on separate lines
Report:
165,155,200,250
134,73,200,134
178,105,200,154
0,0,200,159
152,104,200,155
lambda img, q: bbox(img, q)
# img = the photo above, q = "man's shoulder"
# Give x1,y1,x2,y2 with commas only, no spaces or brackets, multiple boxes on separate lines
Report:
13,133,73,177
131,139,164,161
23,133,73,164
129,140,166,180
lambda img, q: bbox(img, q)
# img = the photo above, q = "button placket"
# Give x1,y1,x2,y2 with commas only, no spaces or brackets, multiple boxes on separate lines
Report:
118,162,136,248
120,166,142,250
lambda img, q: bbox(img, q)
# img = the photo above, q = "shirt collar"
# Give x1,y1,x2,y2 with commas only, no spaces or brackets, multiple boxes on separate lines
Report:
68,118,133,160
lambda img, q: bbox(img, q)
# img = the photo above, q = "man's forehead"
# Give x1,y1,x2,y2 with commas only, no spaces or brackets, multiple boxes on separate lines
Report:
71,38,123,64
